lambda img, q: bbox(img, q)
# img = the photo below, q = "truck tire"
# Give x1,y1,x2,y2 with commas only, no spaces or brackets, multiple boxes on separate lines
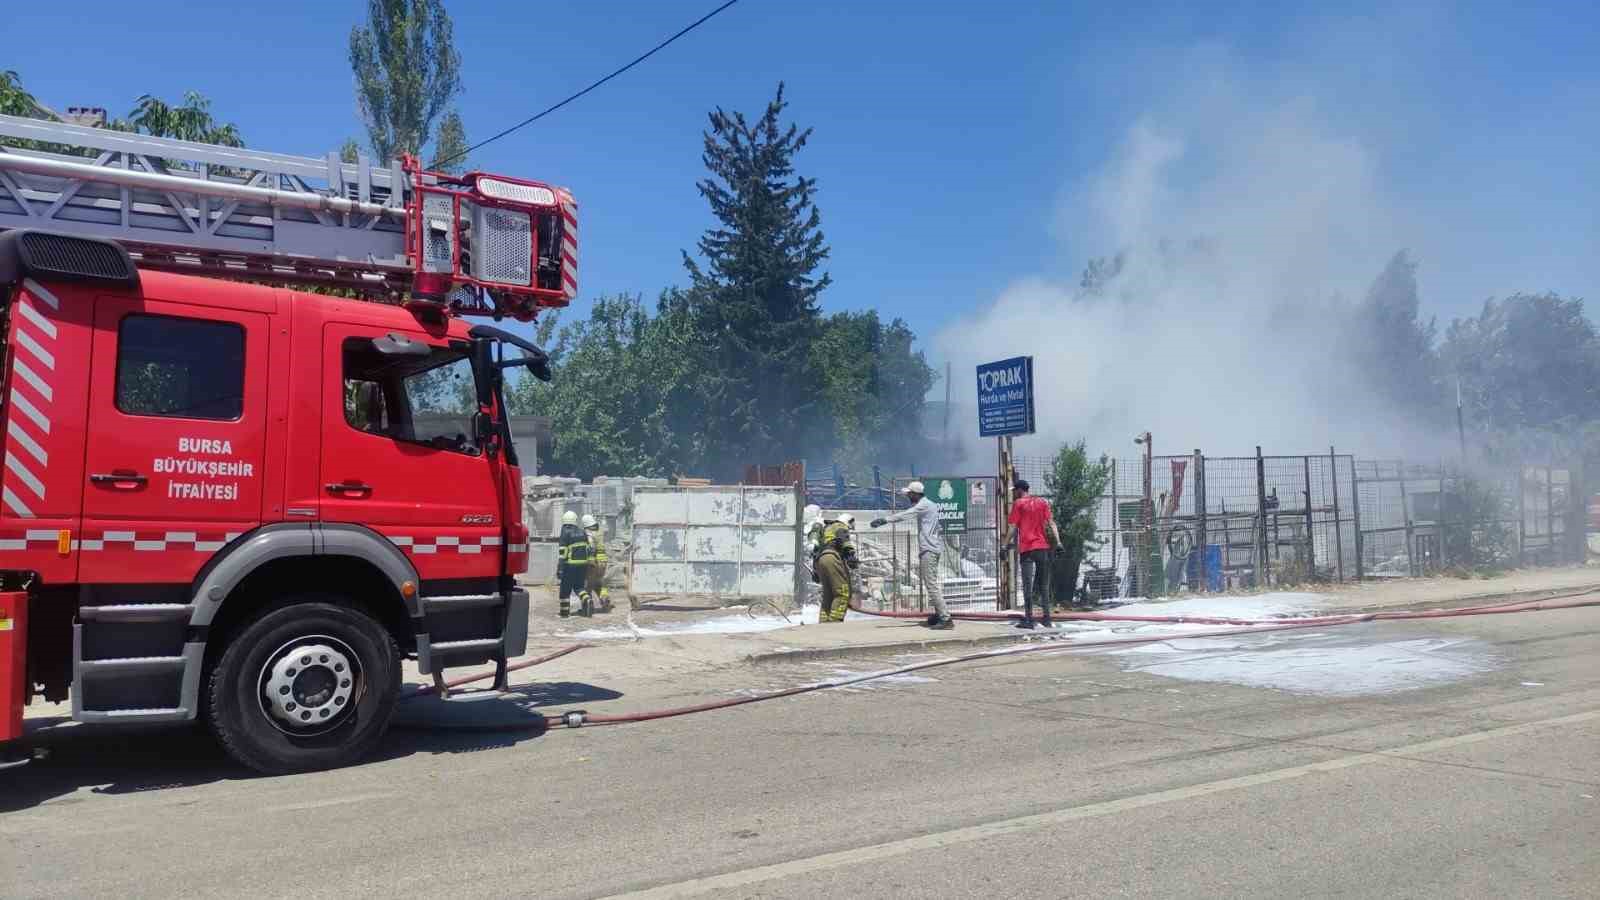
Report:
207,597,400,775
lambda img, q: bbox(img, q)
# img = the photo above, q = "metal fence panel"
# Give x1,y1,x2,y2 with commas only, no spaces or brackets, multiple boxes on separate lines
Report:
630,485,799,604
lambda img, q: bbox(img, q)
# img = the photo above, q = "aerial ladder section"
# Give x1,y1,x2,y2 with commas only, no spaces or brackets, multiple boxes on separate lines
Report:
0,113,577,320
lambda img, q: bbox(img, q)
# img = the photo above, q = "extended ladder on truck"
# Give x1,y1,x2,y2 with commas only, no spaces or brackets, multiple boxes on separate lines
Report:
0,113,577,319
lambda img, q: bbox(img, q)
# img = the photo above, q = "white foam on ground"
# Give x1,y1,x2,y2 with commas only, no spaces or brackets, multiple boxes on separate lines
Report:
1109,591,1330,620
1113,633,1500,695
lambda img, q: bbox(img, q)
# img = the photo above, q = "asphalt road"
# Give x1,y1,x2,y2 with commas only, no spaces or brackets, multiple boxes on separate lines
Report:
4,608,1597,899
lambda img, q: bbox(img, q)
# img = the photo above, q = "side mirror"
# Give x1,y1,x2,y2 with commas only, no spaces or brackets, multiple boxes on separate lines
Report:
474,411,496,445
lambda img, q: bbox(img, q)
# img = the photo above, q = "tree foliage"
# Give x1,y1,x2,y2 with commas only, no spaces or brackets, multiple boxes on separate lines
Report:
809,310,936,477
348,0,464,165
682,83,831,478
1441,292,1600,437
0,70,45,118
1044,440,1112,554
129,92,243,146
507,293,704,479
1346,250,1444,421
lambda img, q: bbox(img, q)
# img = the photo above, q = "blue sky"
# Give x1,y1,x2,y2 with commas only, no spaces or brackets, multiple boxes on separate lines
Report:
9,1,1598,371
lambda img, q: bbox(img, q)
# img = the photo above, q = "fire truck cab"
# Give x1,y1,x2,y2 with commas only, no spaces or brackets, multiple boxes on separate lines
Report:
0,230,540,773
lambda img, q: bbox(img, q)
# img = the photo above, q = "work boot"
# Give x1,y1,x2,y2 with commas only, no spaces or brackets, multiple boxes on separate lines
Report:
1040,616,1054,629
1013,617,1036,630
924,612,940,626
928,616,954,630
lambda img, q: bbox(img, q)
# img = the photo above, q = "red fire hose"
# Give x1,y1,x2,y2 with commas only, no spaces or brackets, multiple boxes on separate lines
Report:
393,590,1600,733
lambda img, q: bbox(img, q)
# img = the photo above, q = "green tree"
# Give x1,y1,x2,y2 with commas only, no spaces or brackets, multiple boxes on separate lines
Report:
339,138,362,164
1441,292,1600,434
810,310,936,477
129,92,244,146
430,109,469,174
510,293,704,479
1346,250,1444,420
682,83,830,478
348,0,463,165
0,70,46,118
1044,440,1112,601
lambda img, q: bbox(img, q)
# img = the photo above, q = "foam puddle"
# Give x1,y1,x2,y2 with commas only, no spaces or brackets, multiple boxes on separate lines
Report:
1110,632,1501,696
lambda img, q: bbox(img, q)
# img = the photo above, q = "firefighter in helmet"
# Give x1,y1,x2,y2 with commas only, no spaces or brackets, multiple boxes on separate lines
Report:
815,512,859,623
556,510,590,618
581,513,610,615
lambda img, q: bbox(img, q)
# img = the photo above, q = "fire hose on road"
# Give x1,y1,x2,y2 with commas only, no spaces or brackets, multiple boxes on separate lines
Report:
392,590,1600,733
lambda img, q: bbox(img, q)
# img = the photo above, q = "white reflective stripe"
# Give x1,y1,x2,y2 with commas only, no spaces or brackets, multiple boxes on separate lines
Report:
2,486,35,518
481,536,503,546
8,389,50,434
436,536,460,546
390,536,414,547
508,543,529,553
411,545,437,554
224,532,241,542
4,451,46,499
7,422,47,467
133,540,166,551
24,530,56,542
195,541,225,552
102,531,136,542
459,545,482,554
165,531,198,543
14,329,55,370
12,358,52,403
76,539,104,551
22,278,61,311
16,299,58,340
0,539,25,551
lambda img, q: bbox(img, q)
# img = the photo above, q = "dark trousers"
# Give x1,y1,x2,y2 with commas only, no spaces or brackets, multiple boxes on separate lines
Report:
1020,549,1052,618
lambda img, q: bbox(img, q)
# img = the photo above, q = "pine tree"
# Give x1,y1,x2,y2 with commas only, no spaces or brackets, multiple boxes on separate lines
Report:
682,83,831,478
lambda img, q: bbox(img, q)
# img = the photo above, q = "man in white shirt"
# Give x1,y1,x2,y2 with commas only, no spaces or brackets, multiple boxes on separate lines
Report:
871,481,953,629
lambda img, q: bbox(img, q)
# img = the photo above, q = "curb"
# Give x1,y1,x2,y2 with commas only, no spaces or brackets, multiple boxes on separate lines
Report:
745,628,1056,665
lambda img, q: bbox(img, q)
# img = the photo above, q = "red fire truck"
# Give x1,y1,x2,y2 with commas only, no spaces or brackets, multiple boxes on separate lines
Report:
0,113,575,773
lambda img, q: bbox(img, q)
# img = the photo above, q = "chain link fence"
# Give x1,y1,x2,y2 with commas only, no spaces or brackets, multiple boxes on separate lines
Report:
1009,449,1578,600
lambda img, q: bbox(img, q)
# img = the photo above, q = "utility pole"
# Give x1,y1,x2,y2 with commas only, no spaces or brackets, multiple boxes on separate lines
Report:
1456,377,1468,462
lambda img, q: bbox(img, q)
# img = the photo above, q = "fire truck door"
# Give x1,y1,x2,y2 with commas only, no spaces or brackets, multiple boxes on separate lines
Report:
80,297,269,584
321,323,503,581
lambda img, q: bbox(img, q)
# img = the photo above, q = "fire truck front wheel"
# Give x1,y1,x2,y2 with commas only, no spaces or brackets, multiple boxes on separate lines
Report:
207,598,401,775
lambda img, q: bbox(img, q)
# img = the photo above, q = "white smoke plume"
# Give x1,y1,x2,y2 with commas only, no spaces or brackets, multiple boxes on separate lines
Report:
936,46,1454,464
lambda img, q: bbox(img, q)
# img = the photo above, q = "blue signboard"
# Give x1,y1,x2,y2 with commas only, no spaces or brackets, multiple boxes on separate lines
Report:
976,356,1035,437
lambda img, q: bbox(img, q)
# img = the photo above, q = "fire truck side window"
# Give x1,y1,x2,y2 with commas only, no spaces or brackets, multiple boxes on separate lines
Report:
115,314,245,420
342,338,480,455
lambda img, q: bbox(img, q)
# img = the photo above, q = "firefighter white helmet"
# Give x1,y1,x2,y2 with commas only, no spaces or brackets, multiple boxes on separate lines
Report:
903,480,926,496
838,513,856,528
562,510,579,525
803,503,821,523
581,514,598,530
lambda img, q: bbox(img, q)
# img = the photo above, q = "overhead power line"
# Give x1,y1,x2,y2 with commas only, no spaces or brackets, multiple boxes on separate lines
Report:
435,0,743,168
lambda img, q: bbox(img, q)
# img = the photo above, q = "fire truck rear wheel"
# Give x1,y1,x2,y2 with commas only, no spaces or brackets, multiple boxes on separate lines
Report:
207,598,400,775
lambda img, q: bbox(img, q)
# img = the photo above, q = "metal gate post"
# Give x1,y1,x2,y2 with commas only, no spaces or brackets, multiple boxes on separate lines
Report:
1329,446,1345,582
1349,455,1365,581
1256,447,1269,587
1194,449,1208,592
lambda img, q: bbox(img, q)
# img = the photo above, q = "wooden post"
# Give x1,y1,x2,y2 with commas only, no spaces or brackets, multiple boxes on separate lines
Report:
997,437,1015,611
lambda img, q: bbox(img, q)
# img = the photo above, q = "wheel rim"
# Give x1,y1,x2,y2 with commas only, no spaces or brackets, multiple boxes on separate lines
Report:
257,634,365,737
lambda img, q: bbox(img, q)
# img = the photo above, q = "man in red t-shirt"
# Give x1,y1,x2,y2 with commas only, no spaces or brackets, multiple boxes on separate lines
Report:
1007,479,1062,628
